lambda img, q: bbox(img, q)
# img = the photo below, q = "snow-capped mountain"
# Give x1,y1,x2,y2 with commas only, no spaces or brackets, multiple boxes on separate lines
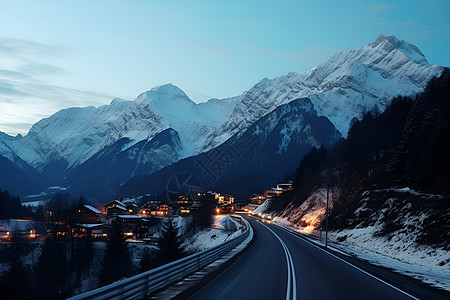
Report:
203,35,442,151
0,84,240,173
117,97,341,199
0,35,444,200
63,128,183,200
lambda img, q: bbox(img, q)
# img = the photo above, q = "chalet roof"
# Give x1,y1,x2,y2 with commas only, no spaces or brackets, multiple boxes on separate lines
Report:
84,205,102,214
110,205,127,211
116,215,141,219
221,194,234,198
105,199,126,207
250,194,264,198
144,200,162,207
75,223,104,228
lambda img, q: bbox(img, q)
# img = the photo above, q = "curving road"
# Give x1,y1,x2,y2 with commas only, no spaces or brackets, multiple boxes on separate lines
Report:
188,215,447,300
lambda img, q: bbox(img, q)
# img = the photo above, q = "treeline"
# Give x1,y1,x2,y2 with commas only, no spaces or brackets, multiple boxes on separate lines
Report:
0,216,189,299
0,231,94,299
283,68,450,224
0,189,87,221
0,189,22,219
0,194,211,299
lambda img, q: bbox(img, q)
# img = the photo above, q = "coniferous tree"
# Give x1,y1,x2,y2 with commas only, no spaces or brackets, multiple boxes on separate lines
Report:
155,218,185,266
138,247,156,272
0,189,22,219
34,237,71,299
191,204,212,231
98,219,133,286
75,235,94,279
0,258,31,300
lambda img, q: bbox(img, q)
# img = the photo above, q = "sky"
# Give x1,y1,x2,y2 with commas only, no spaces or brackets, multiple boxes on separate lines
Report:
0,0,449,136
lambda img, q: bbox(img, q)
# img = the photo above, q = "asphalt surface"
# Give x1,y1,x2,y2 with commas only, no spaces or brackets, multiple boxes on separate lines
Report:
188,215,448,300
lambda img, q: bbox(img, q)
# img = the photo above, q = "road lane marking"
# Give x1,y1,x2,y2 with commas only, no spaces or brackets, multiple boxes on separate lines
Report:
257,220,297,300
273,224,419,300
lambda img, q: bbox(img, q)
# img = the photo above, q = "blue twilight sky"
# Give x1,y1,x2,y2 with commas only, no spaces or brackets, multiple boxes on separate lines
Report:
0,0,449,135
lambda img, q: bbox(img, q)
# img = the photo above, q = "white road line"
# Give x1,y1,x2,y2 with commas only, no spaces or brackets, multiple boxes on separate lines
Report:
258,220,297,300
273,224,419,300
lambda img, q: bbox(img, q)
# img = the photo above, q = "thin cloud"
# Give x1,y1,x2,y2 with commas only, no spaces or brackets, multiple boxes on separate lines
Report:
18,63,65,76
403,20,427,29
0,80,26,96
0,37,62,56
370,3,394,14
0,37,113,136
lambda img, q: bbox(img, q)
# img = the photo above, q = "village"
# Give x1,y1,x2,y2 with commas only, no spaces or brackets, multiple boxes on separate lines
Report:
0,181,293,242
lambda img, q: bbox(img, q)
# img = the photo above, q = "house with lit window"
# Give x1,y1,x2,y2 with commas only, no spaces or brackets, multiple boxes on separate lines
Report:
218,194,234,205
126,203,139,215
67,204,104,238
105,215,146,238
140,200,173,217
197,191,220,205
216,203,234,214
104,200,128,216
249,194,266,205
176,196,201,215
265,182,293,198
68,204,102,223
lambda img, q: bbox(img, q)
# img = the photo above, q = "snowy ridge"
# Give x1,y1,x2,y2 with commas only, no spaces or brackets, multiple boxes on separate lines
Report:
203,35,442,151
0,35,444,198
0,84,240,171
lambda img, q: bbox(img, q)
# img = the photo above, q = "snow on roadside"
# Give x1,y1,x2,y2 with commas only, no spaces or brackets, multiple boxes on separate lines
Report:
329,226,450,291
274,188,336,234
183,215,244,253
274,215,450,292
217,215,243,231
252,199,273,216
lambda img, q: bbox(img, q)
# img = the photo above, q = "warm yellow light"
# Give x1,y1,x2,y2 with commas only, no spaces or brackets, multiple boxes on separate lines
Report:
143,210,146,214
125,232,133,236
216,208,220,213
129,209,133,212
258,213,262,216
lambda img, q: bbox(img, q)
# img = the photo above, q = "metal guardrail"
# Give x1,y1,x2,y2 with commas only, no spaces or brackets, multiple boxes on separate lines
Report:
68,216,250,300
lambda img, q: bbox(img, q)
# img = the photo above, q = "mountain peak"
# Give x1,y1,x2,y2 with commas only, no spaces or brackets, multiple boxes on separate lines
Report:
136,83,194,105
367,34,427,65
149,83,189,98
369,34,399,48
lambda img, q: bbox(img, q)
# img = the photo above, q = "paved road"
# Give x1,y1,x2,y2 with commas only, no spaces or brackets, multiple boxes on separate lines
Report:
189,215,447,300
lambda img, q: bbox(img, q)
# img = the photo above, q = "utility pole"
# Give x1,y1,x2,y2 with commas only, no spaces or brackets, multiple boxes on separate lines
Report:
325,184,329,249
